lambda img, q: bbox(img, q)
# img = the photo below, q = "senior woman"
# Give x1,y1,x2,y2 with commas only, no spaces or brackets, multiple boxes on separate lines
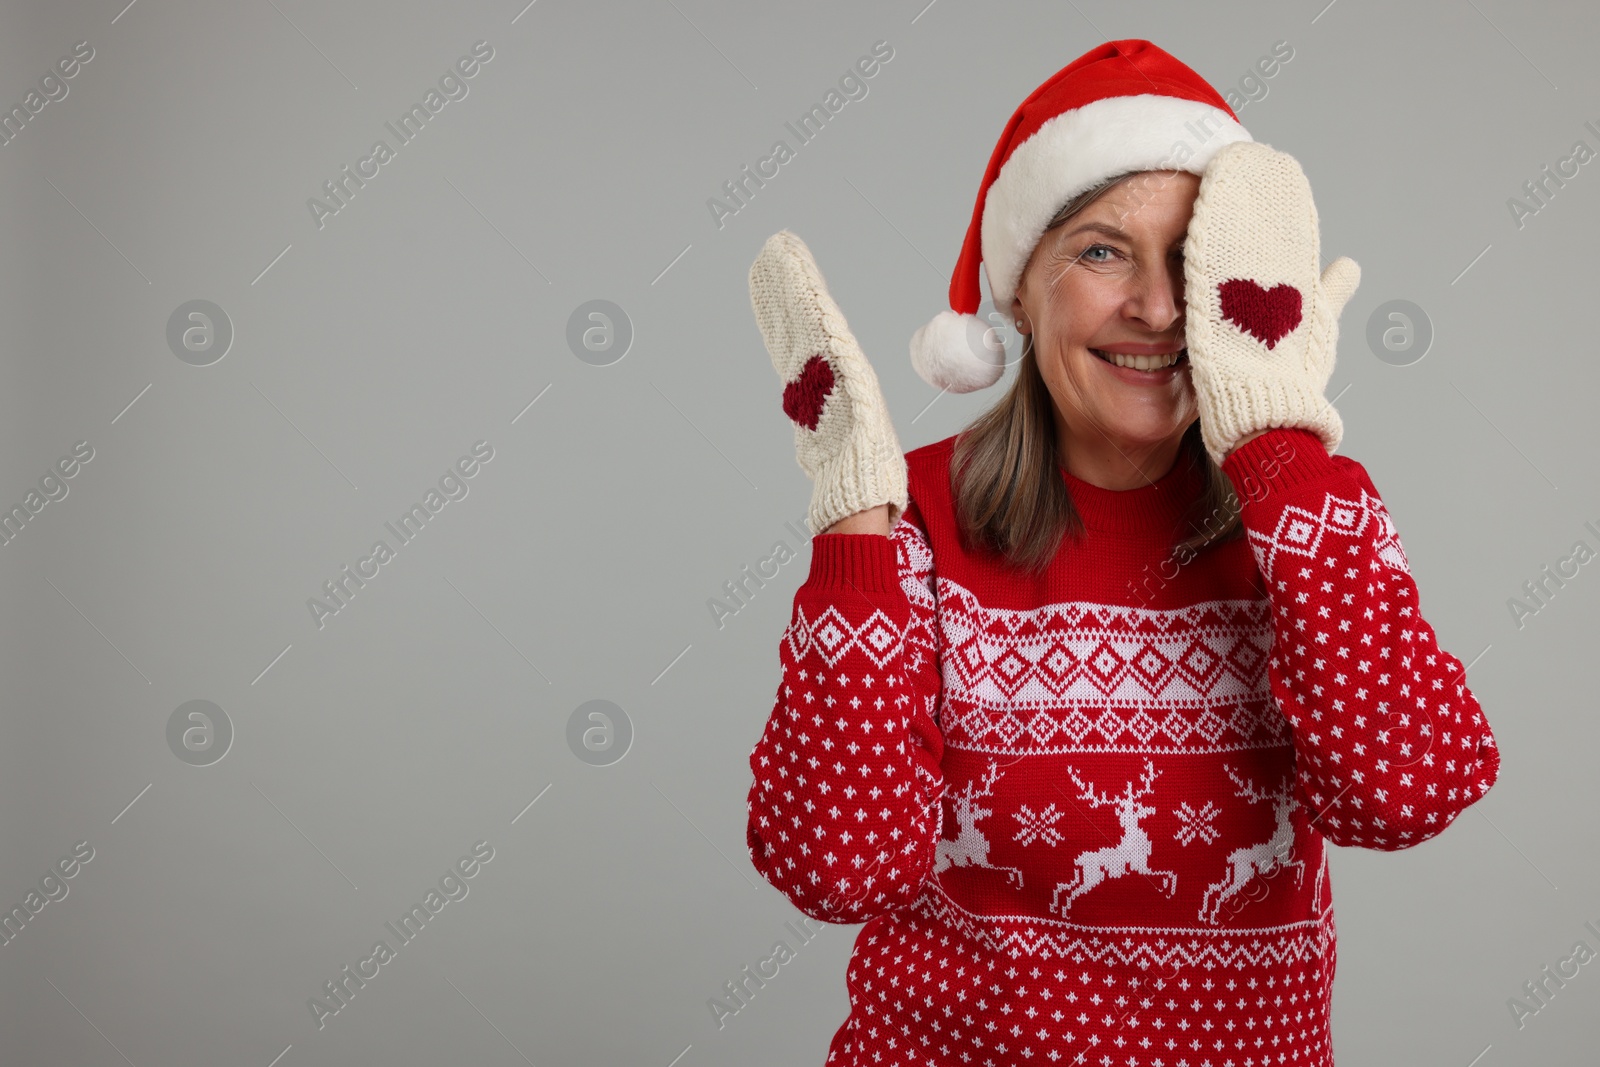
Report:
744,39,1499,1066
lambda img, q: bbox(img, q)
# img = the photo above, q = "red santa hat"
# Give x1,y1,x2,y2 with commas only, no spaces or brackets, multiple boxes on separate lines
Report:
911,39,1254,392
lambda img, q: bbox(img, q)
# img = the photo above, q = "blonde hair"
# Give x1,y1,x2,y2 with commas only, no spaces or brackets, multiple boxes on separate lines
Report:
949,172,1244,574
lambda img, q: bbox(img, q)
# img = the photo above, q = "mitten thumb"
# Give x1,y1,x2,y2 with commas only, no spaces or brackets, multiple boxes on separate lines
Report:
1321,257,1361,319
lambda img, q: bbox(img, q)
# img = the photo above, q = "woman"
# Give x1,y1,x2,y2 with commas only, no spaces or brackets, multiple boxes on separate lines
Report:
744,40,1498,1066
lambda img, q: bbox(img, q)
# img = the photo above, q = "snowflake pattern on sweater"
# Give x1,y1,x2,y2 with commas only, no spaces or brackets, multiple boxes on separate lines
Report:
745,428,1498,1067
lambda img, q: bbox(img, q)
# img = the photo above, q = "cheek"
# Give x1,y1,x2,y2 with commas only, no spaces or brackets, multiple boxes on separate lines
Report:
1032,279,1104,382
1038,273,1119,343
1036,335,1098,405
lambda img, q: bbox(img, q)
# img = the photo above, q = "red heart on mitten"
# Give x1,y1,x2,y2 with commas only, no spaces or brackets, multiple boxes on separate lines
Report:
1219,279,1303,350
782,353,835,431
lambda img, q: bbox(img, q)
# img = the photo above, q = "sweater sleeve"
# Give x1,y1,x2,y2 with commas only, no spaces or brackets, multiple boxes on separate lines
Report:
744,495,946,923
1220,428,1500,851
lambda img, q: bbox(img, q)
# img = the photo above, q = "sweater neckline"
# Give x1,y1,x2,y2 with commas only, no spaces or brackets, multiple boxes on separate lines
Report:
1058,449,1205,535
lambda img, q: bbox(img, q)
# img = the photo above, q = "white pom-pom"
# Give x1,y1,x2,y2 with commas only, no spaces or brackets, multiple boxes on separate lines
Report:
909,310,1006,393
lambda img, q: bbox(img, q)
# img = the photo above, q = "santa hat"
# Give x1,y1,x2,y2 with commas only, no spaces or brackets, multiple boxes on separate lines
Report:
911,40,1254,392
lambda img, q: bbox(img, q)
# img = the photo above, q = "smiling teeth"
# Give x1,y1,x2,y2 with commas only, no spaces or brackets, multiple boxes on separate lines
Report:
1096,349,1184,371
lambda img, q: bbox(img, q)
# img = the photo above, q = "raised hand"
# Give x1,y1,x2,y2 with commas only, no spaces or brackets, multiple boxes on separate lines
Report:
749,230,909,535
1182,141,1361,467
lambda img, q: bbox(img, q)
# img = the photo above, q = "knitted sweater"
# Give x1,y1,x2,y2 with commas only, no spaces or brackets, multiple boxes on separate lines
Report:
744,426,1499,1067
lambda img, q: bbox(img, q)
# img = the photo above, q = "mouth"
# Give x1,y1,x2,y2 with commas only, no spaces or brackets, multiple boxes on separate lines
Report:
1088,347,1190,375
1090,347,1189,372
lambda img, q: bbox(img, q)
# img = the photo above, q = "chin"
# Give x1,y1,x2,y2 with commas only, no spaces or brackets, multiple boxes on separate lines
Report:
1102,412,1190,445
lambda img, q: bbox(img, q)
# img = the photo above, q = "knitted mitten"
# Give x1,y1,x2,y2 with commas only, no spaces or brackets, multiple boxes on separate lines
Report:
1183,141,1361,467
749,230,909,535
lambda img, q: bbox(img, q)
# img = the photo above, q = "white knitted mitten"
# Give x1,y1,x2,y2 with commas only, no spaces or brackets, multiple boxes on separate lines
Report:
749,230,909,535
1183,141,1361,467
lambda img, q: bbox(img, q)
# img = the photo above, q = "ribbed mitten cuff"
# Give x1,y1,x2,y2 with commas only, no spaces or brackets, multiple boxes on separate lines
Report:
1196,377,1343,468
806,437,909,537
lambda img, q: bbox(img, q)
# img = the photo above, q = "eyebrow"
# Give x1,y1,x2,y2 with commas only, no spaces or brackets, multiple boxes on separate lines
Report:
1059,220,1184,246
1062,221,1130,240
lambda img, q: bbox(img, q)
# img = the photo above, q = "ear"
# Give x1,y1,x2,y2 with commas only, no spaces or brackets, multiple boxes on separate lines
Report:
1009,294,1029,333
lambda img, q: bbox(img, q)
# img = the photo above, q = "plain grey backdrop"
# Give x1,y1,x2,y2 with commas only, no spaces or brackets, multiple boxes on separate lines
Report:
0,0,1595,1063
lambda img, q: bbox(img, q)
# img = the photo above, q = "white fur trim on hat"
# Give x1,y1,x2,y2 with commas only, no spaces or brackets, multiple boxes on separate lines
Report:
910,309,1006,393
982,94,1253,311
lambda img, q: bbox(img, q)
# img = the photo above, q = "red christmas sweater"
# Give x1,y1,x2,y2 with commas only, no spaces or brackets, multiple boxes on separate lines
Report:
745,427,1499,1067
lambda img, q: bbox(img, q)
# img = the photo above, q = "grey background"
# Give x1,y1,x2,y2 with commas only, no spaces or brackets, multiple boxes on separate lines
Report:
0,0,1594,1064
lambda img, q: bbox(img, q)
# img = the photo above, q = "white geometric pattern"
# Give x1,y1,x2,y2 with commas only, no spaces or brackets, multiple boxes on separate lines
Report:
1247,484,1411,583
942,693,1291,754
896,508,938,610
936,585,1274,705
910,877,1335,968
1174,799,1222,845
783,603,904,669
1013,802,1066,847
911,575,1293,755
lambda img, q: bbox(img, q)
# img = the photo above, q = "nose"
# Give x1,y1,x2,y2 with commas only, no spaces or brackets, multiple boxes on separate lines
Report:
1122,255,1185,335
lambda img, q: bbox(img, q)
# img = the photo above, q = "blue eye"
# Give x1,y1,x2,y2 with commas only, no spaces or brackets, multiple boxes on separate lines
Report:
1081,244,1114,262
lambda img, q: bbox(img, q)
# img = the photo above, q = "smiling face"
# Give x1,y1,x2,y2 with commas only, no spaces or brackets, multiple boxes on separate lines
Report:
1009,169,1202,482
